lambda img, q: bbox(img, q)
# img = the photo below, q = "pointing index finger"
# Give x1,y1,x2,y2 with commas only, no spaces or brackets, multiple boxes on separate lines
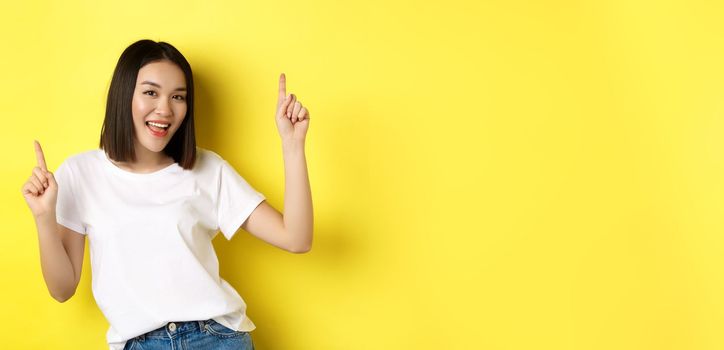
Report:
34,140,47,171
278,73,287,106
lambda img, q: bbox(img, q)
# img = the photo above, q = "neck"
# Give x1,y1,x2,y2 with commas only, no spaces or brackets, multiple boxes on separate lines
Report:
111,140,174,173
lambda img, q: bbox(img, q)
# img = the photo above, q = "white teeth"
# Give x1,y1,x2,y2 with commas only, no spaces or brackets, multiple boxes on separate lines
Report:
147,121,170,128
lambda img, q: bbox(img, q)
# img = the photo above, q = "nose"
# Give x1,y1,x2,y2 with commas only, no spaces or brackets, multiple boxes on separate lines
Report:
154,99,172,117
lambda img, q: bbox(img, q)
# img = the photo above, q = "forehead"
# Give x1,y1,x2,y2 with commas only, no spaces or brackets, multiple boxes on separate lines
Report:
136,60,186,87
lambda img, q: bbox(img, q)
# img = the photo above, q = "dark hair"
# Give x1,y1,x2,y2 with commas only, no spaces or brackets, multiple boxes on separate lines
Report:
100,39,196,169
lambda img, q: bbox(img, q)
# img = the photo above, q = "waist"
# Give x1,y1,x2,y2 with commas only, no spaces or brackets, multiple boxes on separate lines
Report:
138,320,207,340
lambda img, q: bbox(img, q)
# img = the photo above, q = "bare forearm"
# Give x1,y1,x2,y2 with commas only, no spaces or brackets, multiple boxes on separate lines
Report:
281,140,313,252
35,213,76,302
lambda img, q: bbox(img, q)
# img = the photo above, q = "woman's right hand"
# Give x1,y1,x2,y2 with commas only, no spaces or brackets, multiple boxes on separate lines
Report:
22,141,58,219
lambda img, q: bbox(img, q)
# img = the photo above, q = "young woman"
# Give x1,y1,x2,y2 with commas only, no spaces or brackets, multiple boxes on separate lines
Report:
21,39,313,350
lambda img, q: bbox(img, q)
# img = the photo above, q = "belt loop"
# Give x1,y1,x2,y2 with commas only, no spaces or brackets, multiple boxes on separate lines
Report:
198,320,205,331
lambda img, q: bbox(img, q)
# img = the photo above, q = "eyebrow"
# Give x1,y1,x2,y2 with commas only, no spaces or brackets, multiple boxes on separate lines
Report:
140,80,187,92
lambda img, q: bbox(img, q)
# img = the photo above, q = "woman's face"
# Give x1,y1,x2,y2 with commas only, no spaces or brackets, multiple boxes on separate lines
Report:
131,60,188,155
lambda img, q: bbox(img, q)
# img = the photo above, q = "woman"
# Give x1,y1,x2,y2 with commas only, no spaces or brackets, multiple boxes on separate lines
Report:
21,39,313,350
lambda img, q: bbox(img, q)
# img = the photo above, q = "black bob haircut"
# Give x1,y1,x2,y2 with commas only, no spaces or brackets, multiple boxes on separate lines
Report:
100,39,196,169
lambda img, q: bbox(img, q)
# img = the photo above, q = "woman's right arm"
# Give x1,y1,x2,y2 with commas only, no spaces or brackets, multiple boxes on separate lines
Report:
22,141,85,303
33,214,85,302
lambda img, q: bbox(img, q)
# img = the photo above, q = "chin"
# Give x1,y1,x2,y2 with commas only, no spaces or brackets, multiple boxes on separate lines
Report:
138,139,170,153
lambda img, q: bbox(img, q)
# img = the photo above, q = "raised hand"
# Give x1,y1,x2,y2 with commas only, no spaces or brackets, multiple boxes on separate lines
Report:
275,73,310,143
21,141,58,218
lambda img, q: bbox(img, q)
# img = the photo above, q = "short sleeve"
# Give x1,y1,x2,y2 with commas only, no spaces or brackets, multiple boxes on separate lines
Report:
217,160,265,240
54,161,86,235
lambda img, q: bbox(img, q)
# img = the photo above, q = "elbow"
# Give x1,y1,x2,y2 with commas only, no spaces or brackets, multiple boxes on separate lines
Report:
287,239,312,254
289,246,311,254
284,227,313,254
51,290,74,303
288,244,311,254
49,286,76,303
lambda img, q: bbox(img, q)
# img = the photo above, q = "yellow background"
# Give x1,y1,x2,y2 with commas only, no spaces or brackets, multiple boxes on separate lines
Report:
2,0,724,349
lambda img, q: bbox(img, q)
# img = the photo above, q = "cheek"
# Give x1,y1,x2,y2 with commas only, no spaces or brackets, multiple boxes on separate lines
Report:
132,95,153,119
175,103,187,118
174,105,187,125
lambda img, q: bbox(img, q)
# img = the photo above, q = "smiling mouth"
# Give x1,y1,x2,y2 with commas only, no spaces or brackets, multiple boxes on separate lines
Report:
145,121,170,137
146,121,170,129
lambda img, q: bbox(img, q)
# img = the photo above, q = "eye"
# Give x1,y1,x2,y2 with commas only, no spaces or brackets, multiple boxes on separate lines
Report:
143,90,157,96
173,95,186,101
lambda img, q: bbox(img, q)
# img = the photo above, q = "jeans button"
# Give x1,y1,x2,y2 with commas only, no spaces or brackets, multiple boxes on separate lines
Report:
169,322,177,332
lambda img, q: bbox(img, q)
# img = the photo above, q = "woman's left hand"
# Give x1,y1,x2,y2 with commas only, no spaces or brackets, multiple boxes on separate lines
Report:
275,73,310,144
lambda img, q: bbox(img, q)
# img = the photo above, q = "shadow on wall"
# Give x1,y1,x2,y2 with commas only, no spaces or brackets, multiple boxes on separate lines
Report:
195,61,373,348
194,67,225,152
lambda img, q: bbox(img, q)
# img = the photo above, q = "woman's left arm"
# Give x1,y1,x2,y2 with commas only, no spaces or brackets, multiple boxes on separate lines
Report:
241,73,313,253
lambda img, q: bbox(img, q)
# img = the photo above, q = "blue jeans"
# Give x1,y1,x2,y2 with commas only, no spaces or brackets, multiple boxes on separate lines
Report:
123,319,255,350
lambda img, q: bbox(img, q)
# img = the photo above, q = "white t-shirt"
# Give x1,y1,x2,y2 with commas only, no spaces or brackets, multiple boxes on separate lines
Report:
54,148,265,350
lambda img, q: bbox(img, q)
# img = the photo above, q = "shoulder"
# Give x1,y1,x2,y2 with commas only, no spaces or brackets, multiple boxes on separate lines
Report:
192,148,249,180
196,147,224,163
197,147,247,168
54,149,104,186
58,149,105,171
190,147,229,175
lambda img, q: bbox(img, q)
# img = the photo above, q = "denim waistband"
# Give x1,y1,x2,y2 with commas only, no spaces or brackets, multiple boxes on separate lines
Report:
137,320,209,340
